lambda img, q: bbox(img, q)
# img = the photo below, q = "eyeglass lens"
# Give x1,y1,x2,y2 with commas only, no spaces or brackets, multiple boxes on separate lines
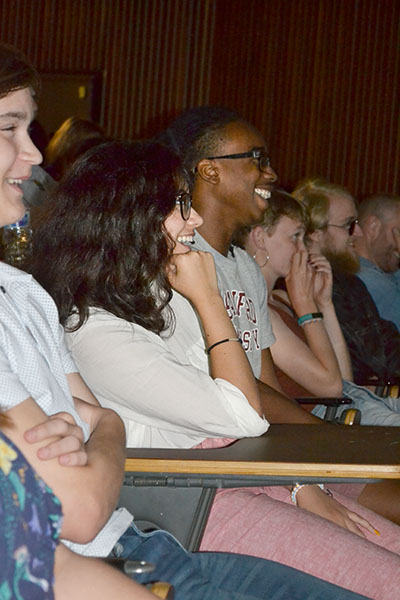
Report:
177,193,192,220
258,152,271,170
349,220,357,235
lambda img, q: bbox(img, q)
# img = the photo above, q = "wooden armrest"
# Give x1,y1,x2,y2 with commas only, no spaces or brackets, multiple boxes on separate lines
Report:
296,397,352,406
353,377,400,398
354,375,400,385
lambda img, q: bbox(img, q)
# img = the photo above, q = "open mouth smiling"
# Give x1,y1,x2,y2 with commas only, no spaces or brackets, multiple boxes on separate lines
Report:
255,187,272,200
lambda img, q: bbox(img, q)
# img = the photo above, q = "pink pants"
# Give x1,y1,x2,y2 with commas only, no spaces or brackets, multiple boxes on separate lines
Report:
196,439,400,599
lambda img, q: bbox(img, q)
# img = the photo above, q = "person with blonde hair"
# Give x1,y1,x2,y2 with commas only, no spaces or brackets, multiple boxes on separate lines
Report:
293,177,400,383
234,189,400,428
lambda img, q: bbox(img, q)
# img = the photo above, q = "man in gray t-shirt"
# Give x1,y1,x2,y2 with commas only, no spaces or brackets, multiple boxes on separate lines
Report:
160,107,319,423
192,231,273,379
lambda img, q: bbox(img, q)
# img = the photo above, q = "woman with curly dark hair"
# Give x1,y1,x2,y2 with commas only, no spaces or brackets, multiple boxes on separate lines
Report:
31,140,266,449
29,139,400,600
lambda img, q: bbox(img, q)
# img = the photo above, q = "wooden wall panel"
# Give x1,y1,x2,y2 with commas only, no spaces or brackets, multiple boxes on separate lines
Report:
0,0,398,196
0,0,216,138
211,0,400,196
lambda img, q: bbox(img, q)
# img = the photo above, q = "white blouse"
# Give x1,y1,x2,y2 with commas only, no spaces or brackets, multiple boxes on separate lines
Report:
66,296,268,448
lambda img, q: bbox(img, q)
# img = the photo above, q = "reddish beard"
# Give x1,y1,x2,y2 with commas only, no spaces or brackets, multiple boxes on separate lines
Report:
322,249,360,275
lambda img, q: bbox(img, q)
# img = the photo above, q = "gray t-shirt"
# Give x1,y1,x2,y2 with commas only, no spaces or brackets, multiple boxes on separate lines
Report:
190,232,275,378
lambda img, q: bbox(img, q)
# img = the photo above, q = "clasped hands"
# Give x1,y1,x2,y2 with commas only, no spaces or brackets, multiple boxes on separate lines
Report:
285,250,333,311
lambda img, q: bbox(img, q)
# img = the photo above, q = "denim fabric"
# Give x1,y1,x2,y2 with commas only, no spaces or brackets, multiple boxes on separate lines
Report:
312,380,400,426
110,522,368,600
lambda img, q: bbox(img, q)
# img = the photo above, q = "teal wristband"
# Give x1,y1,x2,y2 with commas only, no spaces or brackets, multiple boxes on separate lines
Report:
297,312,323,326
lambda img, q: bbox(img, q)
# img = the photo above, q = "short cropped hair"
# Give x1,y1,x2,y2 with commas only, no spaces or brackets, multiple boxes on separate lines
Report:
292,177,352,234
358,193,400,224
157,106,241,171
233,189,307,248
0,43,40,100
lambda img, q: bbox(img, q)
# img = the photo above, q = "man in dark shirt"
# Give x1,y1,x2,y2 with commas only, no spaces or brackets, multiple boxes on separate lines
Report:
293,178,400,383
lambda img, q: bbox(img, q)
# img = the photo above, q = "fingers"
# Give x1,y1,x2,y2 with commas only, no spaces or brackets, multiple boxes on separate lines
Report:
24,413,88,467
291,249,309,269
168,250,219,301
342,518,366,539
289,250,312,278
308,255,331,273
37,436,88,466
346,510,379,537
25,413,84,445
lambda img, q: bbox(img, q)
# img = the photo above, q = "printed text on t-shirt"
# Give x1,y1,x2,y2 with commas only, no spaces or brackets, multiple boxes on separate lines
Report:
223,290,260,353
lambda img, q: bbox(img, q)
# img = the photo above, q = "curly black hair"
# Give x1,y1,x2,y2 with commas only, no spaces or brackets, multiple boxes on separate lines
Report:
29,140,185,334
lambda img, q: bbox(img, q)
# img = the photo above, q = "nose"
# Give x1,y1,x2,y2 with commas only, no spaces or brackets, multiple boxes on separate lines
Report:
188,206,203,229
262,164,278,183
351,222,363,239
20,133,43,166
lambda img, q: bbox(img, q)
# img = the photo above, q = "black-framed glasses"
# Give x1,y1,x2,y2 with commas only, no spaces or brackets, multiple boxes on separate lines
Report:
175,191,192,221
205,148,271,172
327,219,359,236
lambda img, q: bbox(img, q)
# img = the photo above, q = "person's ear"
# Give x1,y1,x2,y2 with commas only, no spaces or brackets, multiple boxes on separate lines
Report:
364,215,381,241
251,226,268,249
196,159,220,184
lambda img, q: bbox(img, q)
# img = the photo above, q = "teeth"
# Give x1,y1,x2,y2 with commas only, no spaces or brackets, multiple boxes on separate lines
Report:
177,235,194,244
7,178,23,185
255,188,271,200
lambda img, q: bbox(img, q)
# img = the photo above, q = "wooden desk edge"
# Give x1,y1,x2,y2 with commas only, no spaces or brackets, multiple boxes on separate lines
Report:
124,458,400,479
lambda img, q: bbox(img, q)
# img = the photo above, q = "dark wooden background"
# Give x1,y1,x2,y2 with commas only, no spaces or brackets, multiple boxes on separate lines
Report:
1,0,398,195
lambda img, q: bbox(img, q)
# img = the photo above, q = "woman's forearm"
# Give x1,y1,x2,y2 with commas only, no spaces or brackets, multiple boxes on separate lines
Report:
195,294,263,416
289,297,343,393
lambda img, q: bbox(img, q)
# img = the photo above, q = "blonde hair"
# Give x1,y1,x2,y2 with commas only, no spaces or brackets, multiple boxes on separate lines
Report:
292,177,352,234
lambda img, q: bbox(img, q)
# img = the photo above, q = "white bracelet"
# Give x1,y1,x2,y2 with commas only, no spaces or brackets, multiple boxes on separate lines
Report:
291,483,325,504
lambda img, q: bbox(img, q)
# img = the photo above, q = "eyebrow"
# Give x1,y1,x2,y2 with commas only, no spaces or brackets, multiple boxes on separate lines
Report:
0,110,37,121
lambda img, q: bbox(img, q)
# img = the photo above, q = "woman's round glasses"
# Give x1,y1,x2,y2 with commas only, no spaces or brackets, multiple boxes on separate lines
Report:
176,191,192,221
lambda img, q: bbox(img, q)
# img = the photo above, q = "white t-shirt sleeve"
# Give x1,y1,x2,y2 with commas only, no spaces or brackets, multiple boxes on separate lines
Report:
67,313,268,440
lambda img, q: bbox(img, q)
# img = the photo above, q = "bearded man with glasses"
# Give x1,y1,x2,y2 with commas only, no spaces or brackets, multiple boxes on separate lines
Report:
293,177,400,384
